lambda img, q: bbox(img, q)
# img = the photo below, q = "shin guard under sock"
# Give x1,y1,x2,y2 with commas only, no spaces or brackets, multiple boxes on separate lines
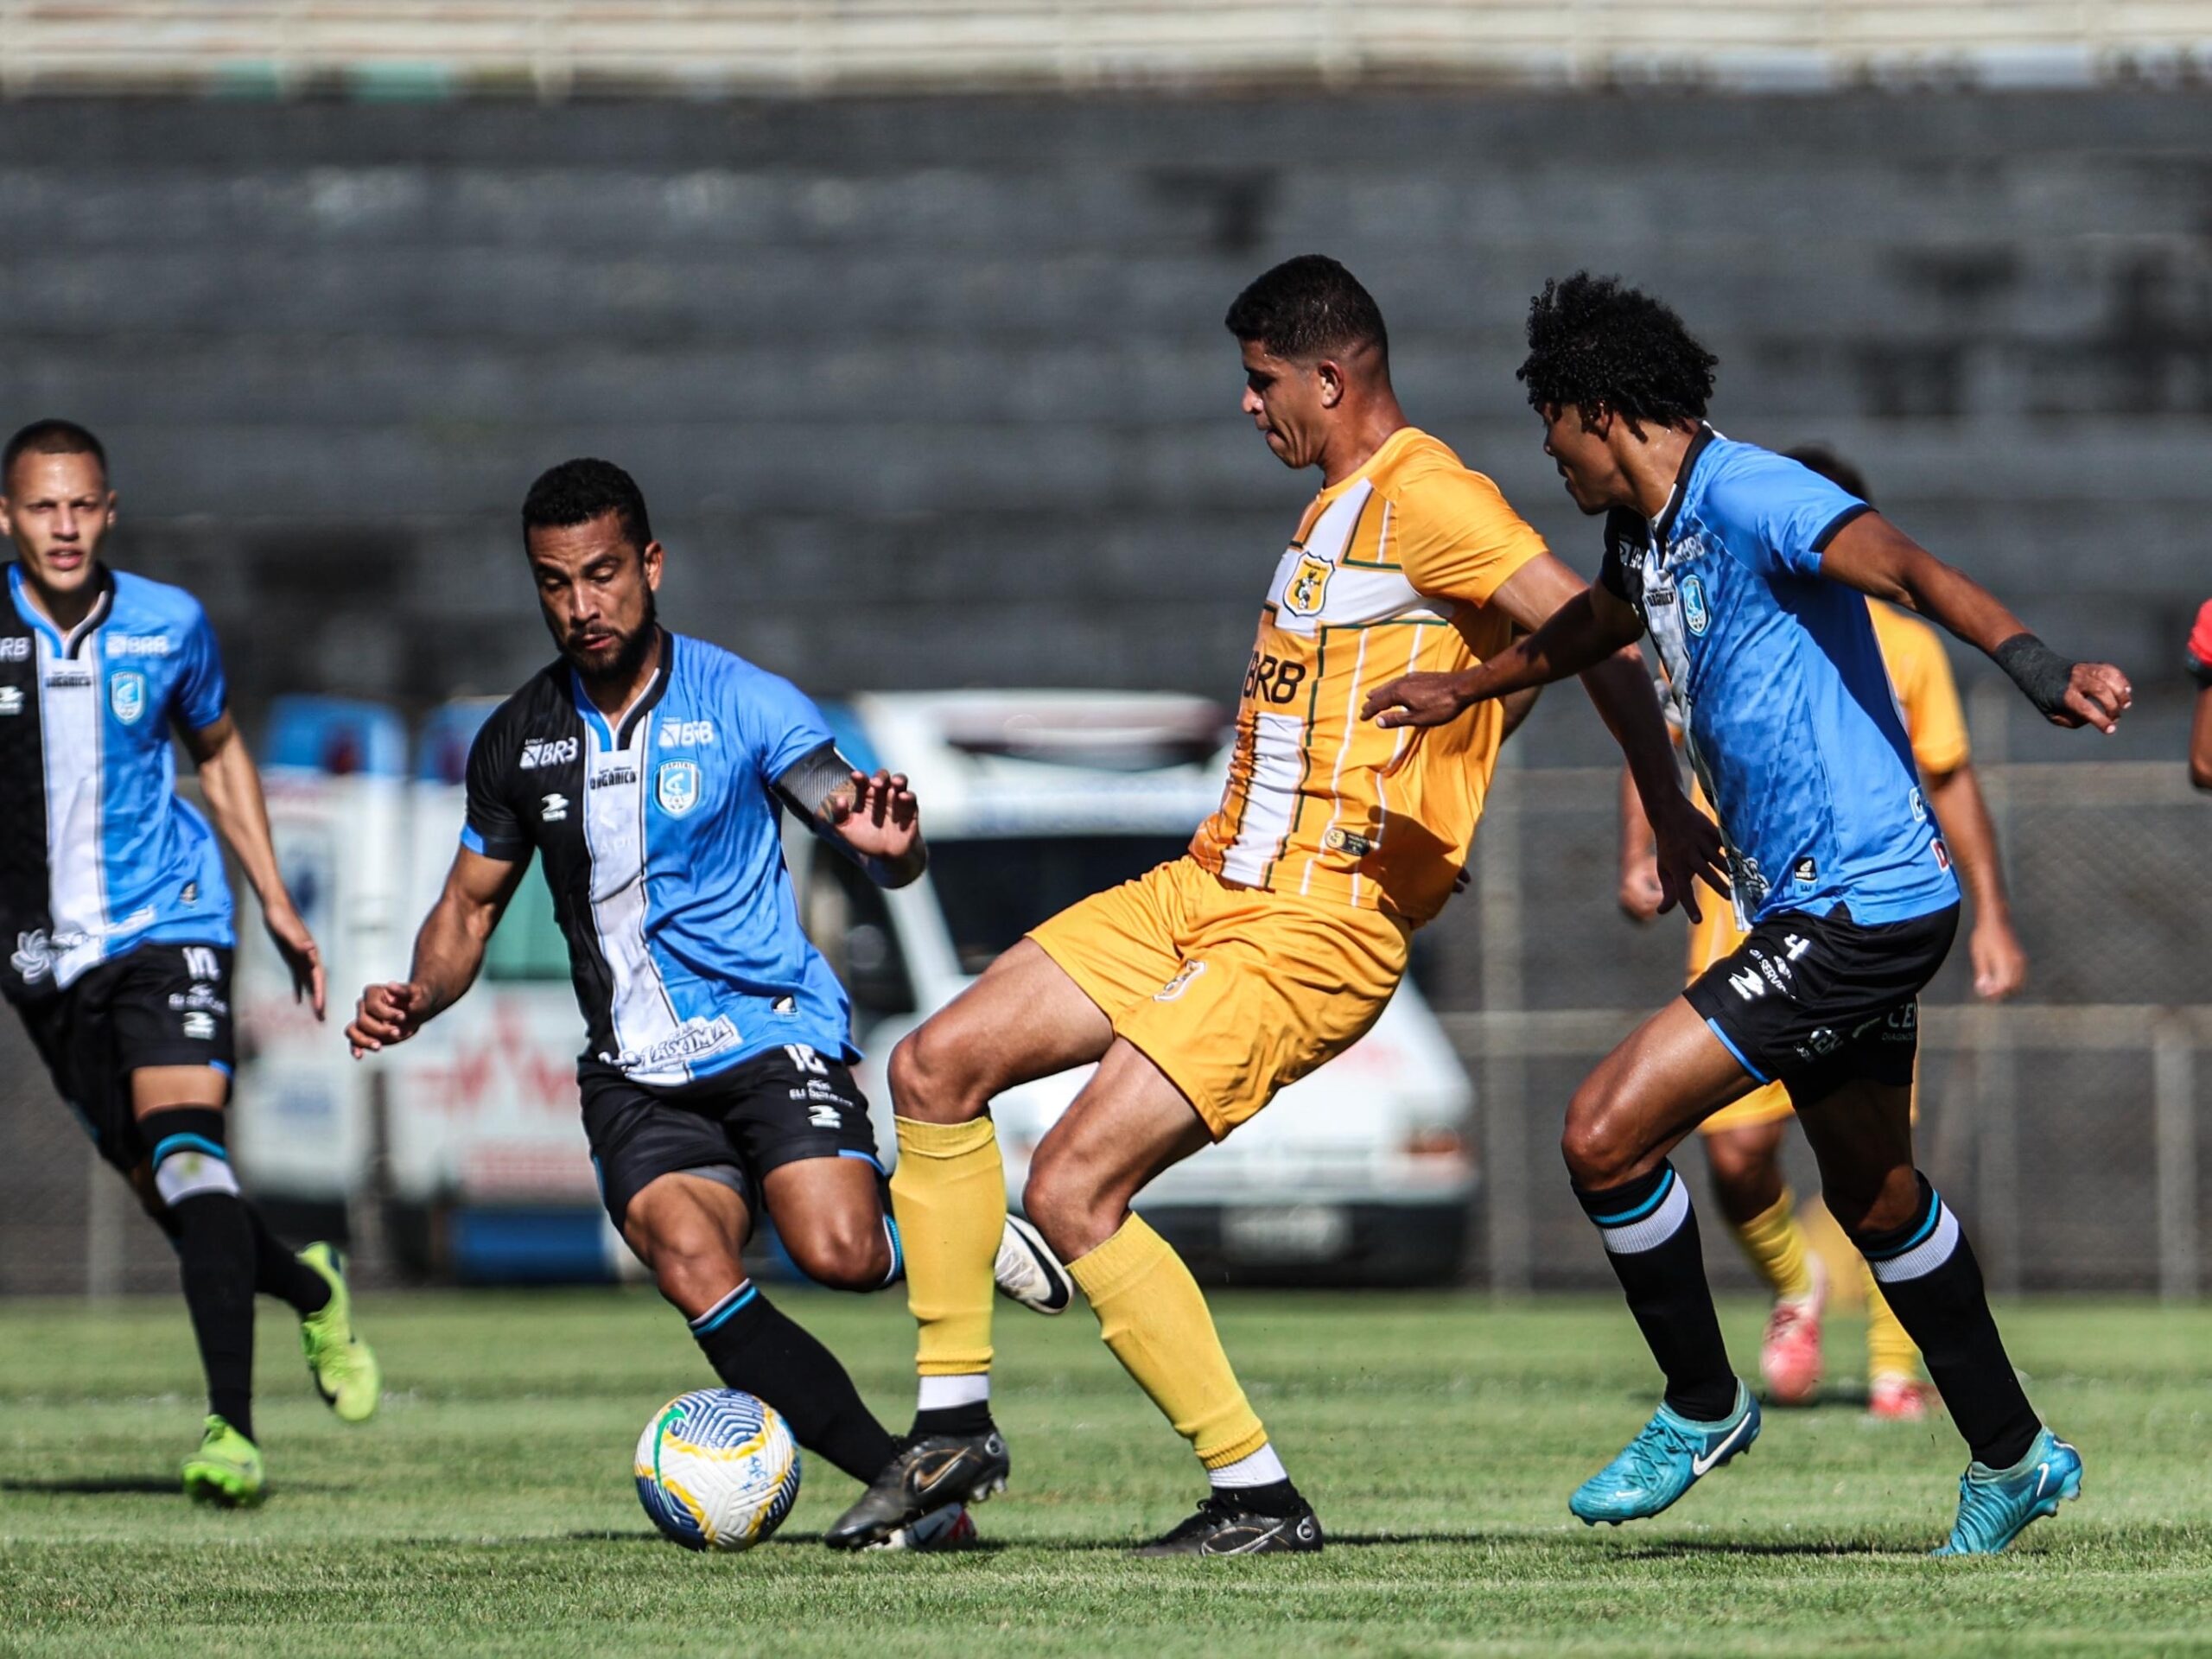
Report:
690,1281,899,1484
1576,1162,1738,1422
1851,1174,2038,1468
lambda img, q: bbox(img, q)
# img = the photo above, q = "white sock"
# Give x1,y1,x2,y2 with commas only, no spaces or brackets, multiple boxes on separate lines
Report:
917,1373,990,1414
1207,1443,1288,1490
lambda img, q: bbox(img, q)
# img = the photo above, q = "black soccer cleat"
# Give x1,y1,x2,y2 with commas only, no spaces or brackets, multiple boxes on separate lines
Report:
1135,1492,1325,1557
823,1428,1011,1550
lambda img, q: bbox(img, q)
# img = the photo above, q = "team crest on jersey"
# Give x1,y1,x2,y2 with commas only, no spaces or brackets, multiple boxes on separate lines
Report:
656,760,702,817
1283,551,1335,618
1680,574,1711,637
108,670,147,725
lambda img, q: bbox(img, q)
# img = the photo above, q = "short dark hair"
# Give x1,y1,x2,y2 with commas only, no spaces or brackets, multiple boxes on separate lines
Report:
1783,445,1873,505
1517,273,1717,435
1224,254,1389,365
520,457,652,555
3,419,107,490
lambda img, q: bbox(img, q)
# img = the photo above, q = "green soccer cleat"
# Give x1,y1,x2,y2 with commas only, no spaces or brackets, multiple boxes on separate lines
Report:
298,1242,381,1423
181,1415,265,1507
1931,1427,2083,1557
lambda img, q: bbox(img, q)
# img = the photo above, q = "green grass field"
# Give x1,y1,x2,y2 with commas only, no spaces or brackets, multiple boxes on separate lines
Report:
3,1288,2209,1657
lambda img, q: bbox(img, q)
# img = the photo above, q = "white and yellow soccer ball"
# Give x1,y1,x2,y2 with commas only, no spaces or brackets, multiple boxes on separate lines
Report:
633,1389,802,1551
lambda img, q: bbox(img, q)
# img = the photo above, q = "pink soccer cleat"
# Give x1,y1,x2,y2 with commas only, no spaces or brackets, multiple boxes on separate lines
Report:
1868,1375,1937,1421
1759,1255,1827,1407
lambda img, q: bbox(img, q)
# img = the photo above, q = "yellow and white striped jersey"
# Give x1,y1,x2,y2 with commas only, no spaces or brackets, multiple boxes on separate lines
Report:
1188,426,1548,925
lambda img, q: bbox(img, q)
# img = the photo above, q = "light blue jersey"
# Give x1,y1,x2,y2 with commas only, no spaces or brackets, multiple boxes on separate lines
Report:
463,631,857,1085
2,564,233,997
1599,429,1960,928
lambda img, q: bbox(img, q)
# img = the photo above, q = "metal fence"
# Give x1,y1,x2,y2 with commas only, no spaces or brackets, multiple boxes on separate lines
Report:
0,1,2208,96
2,752,2206,1297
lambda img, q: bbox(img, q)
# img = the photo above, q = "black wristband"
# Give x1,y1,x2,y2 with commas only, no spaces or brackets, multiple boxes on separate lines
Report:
1993,632,2075,717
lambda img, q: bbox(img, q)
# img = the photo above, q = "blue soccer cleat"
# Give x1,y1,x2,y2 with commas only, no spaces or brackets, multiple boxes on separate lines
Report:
1570,1382,1761,1525
1931,1427,2082,1557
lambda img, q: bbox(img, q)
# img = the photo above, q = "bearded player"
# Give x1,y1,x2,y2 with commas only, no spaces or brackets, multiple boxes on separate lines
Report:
1617,447,2028,1420
828,256,1717,1555
2,419,378,1506
1369,274,2130,1554
345,458,1067,1549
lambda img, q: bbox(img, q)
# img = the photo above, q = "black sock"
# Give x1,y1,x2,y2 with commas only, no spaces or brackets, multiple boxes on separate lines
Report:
1575,1162,1738,1422
143,1108,257,1441
690,1281,899,1484
246,1207,331,1315
912,1402,994,1439
171,1193,257,1442
1851,1174,2039,1469
1217,1478,1303,1517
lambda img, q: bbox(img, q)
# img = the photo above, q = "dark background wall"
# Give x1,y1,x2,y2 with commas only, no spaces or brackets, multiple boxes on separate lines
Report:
0,91,2204,766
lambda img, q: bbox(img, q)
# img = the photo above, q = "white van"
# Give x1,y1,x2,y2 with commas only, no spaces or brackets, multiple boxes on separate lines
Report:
236,690,1478,1286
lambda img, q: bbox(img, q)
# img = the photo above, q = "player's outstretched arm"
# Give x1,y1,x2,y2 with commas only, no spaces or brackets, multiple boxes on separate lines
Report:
1819,513,2132,734
775,742,927,888
346,846,524,1058
1363,555,1643,730
1923,762,2026,1001
187,712,326,1019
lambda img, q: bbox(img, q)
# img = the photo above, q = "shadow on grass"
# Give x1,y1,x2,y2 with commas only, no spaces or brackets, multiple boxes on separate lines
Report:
1612,1538,1910,1560
0,1475,181,1495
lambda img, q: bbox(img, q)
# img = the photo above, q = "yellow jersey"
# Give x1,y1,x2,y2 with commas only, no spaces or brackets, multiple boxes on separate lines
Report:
1687,601,1969,974
1188,426,1547,926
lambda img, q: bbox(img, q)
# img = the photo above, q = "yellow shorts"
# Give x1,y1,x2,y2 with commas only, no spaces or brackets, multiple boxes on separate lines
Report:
1027,855,1409,1141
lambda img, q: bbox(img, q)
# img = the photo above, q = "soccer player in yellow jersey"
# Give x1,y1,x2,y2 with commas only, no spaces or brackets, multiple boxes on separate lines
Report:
825,255,1721,1555
1615,448,2027,1421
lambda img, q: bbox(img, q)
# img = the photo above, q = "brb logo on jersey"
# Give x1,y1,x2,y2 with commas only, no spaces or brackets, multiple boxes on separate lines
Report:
520,736,578,770
1283,551,1334,618
657,760,702,817
108,671,147,725
1680,574,1711,637
659,720,716,747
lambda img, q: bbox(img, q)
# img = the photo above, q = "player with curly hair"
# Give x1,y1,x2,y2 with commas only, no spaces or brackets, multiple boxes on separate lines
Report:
1366,271,2132,1554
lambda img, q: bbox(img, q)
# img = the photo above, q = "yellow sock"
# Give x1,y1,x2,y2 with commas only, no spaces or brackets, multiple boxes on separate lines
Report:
890,1116,1006,1377
1863,1265,1923,1380
1067,1214,1269,1469
1731,1186,1816,1303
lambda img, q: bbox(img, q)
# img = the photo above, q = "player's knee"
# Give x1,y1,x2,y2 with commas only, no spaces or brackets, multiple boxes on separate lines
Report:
1560,1090,1639,1191
888,1022,982,1124
783,1217,892,1293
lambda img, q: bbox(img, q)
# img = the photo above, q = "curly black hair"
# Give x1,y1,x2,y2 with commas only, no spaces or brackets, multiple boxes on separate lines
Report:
521,456,653,555
1516,273,1717,435
1224,254,1389,365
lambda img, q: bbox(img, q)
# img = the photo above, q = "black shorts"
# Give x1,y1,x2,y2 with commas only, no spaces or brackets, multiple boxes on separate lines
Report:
10,941,237,1173
579,1042,881,1230
1685,903,1958,1102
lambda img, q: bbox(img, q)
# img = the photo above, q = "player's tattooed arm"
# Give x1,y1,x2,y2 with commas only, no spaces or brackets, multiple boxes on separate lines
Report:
186,712,326,1019
775,741,927,889
346,847,526,1058
1819,513,2132,734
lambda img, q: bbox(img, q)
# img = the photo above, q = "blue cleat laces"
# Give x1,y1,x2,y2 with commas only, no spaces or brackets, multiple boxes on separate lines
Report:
1570,1382,1760,1526
1932,1427,2082,1556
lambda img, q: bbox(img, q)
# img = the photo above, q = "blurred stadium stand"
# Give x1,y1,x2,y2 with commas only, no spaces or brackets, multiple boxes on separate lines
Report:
1,4,2209,1294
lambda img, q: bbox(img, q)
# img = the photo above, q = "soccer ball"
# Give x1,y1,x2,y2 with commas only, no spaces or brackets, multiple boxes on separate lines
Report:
633,1389,803,1551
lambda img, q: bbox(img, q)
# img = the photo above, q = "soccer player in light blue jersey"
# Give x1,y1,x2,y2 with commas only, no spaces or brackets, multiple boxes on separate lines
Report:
346,459,1066,1550
1,419,379,1506
1366,275,2131,1555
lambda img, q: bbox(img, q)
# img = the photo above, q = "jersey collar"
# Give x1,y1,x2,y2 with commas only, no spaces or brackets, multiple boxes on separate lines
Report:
569,627,674,749
8,561,115,658
1649,423,1719,555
